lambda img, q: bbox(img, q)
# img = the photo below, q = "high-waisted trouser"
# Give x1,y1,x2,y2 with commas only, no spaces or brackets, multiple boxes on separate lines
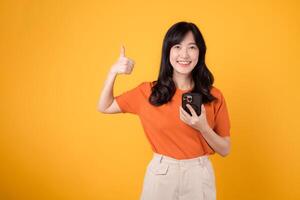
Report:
140,152,216,200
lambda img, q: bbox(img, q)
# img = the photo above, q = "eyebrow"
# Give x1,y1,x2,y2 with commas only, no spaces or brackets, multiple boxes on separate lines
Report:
178,42,197,45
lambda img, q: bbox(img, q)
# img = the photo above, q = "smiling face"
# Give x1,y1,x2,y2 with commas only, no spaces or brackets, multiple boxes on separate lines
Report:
169,31,199,75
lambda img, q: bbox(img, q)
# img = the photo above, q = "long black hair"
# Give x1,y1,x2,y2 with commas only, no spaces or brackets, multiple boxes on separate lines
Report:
149,21,217,106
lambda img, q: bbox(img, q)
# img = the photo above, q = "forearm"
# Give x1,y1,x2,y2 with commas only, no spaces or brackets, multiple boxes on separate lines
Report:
200,127,230,157
97,70,117,112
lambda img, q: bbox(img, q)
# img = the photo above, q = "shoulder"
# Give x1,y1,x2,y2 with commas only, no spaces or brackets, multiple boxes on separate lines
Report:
137,81,152,90
210,85,223,97
210,85,225,104
139,80,157,89
134,81,153,95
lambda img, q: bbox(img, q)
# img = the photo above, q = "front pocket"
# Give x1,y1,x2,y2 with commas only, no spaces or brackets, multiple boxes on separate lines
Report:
201,160,215,188
206,160,215,182
150,162,169,175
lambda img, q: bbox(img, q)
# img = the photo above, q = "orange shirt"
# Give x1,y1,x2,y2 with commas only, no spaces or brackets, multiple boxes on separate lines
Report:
115,81,231,159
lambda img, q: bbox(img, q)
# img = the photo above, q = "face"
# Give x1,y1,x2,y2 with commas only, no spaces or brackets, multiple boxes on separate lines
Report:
169,31,199,75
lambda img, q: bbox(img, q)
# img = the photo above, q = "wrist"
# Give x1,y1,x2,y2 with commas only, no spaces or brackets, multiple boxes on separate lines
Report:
200,125,211,135
109,69,118,76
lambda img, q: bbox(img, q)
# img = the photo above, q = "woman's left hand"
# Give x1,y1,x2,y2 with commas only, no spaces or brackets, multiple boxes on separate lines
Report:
179,104,210,133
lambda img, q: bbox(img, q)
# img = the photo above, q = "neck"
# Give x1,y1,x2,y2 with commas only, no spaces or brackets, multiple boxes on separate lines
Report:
173,72,194,90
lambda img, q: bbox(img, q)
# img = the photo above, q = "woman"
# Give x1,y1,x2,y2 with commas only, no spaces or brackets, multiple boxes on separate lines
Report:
97,21,231,200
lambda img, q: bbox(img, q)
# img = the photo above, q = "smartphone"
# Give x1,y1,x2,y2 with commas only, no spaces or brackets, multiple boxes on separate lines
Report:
182,93,202,116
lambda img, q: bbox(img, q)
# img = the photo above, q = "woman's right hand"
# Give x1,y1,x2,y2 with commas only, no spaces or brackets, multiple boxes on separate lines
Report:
110,45,135,75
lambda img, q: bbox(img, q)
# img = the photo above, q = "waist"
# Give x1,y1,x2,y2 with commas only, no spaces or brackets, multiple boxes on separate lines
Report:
152,152,210,166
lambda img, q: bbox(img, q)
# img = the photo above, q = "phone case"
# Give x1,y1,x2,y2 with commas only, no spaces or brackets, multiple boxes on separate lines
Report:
182,93,202,116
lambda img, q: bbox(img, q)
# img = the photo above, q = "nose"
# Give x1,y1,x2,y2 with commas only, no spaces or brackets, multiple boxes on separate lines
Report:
180,48,189,58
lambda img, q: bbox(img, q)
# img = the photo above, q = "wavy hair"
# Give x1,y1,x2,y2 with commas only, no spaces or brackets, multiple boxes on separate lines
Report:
149,21,217,106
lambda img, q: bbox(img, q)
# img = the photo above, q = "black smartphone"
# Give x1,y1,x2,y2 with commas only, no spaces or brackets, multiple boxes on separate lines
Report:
182,93,202,116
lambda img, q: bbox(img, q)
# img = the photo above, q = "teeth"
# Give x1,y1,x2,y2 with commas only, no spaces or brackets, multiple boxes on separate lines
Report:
178,61,191,64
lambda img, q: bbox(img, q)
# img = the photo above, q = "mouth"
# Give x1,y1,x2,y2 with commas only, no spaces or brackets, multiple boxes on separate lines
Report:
177,60,192,67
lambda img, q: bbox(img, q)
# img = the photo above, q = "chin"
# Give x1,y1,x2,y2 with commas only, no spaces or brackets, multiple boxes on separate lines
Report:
174,66,194,74
174,69,193,75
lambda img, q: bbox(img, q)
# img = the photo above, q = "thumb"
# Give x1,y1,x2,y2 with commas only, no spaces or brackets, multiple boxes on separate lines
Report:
119,45,125,58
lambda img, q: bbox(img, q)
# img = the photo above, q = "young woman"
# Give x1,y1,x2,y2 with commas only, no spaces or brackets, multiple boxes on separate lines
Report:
98,21,231,200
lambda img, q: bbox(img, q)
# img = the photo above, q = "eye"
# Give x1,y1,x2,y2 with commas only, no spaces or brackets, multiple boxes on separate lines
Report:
173,45,180,49
190,46,197,49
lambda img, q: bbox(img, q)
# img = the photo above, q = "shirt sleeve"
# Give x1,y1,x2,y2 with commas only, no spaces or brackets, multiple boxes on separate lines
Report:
115,82,146,115
213,91,231,137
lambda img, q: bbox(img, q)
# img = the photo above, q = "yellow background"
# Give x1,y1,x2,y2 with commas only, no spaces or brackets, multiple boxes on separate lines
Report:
1,0,300,199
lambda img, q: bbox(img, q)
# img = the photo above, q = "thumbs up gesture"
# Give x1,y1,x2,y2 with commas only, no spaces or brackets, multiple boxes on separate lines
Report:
110,45,135,75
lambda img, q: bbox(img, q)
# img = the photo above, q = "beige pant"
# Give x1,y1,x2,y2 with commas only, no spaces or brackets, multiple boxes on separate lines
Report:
140,153,216,200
